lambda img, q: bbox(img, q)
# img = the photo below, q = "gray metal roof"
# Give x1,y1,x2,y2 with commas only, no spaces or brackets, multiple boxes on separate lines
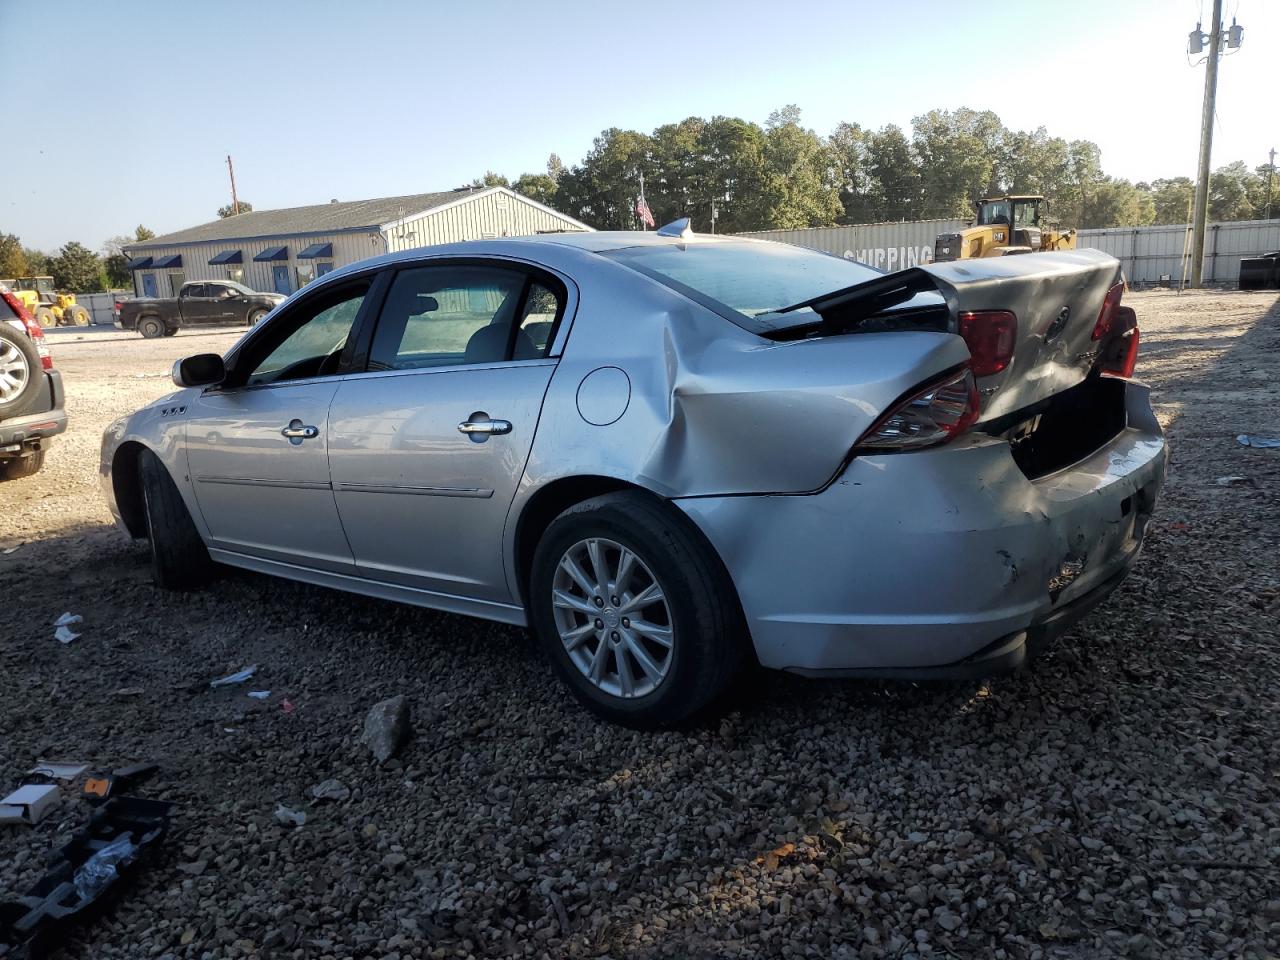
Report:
133,188,483,248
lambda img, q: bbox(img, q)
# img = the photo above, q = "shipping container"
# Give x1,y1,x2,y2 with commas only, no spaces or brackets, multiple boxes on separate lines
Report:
735,219,967,269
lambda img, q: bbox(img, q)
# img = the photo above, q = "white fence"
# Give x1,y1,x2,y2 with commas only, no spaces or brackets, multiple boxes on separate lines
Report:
1077,219,1280,286
738,217,1280,286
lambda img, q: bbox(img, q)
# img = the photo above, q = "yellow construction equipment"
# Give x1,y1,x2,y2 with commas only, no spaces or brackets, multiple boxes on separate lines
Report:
0,277,90,327
933,195,1076,262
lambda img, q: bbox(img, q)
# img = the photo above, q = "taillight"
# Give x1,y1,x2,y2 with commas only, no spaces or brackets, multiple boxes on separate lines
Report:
855,367,980,452
1102,304,1139,379
958,310,1017,376
1,290,52,369
1092,281,1124,340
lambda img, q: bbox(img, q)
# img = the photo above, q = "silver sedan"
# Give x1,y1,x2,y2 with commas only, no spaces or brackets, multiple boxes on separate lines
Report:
101,225,1166,726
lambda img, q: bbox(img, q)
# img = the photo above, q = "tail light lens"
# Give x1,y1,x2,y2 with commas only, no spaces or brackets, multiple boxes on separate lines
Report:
958,310,1017,376
855,367,980,452
1092,281,1125,340
1,289,53,369
1102,304,1139,378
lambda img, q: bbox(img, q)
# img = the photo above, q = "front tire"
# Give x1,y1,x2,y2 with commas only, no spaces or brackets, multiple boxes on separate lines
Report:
34,306,56,329
529,491,747,728
138,448,214,590
138,316,164,339
247,308,268,327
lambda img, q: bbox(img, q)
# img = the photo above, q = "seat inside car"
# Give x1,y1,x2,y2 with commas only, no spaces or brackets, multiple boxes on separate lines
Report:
465,321,539,363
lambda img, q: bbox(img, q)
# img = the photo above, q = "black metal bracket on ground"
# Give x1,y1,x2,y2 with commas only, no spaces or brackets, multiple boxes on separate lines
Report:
0,796,174,960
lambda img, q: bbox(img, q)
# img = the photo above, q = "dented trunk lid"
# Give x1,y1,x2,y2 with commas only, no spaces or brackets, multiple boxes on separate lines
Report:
789,249,1124,423
922,249,1122,421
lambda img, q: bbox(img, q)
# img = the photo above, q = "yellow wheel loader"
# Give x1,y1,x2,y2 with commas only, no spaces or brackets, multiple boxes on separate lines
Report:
933,195,1076,262
0,277,90,327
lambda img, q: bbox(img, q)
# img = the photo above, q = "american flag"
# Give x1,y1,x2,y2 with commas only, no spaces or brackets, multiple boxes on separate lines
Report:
635,197,655,228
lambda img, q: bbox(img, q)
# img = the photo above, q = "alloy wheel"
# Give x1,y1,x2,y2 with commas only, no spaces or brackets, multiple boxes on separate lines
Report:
551,537,674,699
0,338,30,402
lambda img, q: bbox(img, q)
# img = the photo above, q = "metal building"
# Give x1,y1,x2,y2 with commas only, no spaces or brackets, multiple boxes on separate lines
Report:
122,186,592,298
736,219,967,270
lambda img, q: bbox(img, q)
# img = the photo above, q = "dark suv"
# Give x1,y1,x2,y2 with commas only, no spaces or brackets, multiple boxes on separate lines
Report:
0,286,65,480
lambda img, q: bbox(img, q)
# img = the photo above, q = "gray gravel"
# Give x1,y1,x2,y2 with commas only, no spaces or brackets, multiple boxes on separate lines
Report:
0,292,1277,959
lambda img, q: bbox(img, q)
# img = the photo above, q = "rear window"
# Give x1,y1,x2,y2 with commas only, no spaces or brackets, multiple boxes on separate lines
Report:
601,240,881,335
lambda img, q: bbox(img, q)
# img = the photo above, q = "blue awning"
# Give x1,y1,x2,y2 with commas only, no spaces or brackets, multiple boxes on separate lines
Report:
152,254,183,268
253,246,289,262
125,257,153,270
208,249,243,265
297,242,333,260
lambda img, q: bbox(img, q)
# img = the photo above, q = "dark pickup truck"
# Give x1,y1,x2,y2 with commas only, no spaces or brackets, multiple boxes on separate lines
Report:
117,280,284,338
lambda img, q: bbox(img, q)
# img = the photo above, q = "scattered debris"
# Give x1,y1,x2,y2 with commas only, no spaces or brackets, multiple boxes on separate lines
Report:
280,698,296,715
1236,434,1280,448
74,834,138,901
1214,475,1251,486
112,686,145,699
310,779,350,803
29,761,89,781
83,763,159,807
0,796,173,957
247,690,271,700
53,613,82,627
209,665,257,688
2,544,20,555
274,804,307,828
360,695,412,762
54,624,81,644
0,784,60,825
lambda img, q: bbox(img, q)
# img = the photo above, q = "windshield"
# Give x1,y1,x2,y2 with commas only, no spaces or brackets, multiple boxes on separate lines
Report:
601,240,881,334
222,280,255,295
1013,200,1040,226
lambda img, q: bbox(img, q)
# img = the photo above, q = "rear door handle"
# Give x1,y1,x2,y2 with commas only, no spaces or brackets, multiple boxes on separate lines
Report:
281,419,319,444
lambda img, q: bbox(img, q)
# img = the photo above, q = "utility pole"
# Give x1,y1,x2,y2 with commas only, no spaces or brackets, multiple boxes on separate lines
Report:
226,154,240,217
1266,147,1276,221
1188,2,1243,287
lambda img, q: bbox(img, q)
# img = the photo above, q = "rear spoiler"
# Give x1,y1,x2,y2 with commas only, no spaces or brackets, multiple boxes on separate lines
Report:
775,267,954,335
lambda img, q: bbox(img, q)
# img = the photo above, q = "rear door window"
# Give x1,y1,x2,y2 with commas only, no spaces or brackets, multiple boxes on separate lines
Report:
368,264,559,371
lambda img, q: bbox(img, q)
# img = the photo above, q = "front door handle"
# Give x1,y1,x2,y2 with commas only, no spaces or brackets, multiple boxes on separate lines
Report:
281,419,320,445
457,413,513,441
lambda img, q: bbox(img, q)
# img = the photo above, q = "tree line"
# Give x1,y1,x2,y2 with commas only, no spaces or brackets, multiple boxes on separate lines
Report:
487,106,1277,234
4,105,1276,293
0,225,155,293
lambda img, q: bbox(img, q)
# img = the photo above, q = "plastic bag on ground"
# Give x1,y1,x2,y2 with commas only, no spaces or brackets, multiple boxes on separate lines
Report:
73,833,137,901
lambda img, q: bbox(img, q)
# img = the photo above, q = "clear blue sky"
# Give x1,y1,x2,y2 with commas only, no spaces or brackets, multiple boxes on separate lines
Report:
2,0,1273,251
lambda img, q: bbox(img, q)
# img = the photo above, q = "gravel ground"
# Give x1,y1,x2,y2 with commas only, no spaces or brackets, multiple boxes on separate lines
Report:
1,292,1278,960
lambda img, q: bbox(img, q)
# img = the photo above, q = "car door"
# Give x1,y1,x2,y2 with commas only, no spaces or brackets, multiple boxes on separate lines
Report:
178,283,214,324
184,276,379,574
205,284,241,323
328,260,569,603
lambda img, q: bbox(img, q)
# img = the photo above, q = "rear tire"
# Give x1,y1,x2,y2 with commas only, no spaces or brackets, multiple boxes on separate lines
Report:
0,324,41,419
138,316,164,339
138,448,214,590
65,305,90,326
529,491,747,728
162,326,178,337
34,306,56,328
0,450,45,481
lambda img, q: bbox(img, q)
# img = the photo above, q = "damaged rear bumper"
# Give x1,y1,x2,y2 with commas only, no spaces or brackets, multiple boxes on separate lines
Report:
675,381,1167,676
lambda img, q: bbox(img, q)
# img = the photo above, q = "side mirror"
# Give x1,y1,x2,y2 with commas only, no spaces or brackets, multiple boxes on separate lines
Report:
172,353,226,388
